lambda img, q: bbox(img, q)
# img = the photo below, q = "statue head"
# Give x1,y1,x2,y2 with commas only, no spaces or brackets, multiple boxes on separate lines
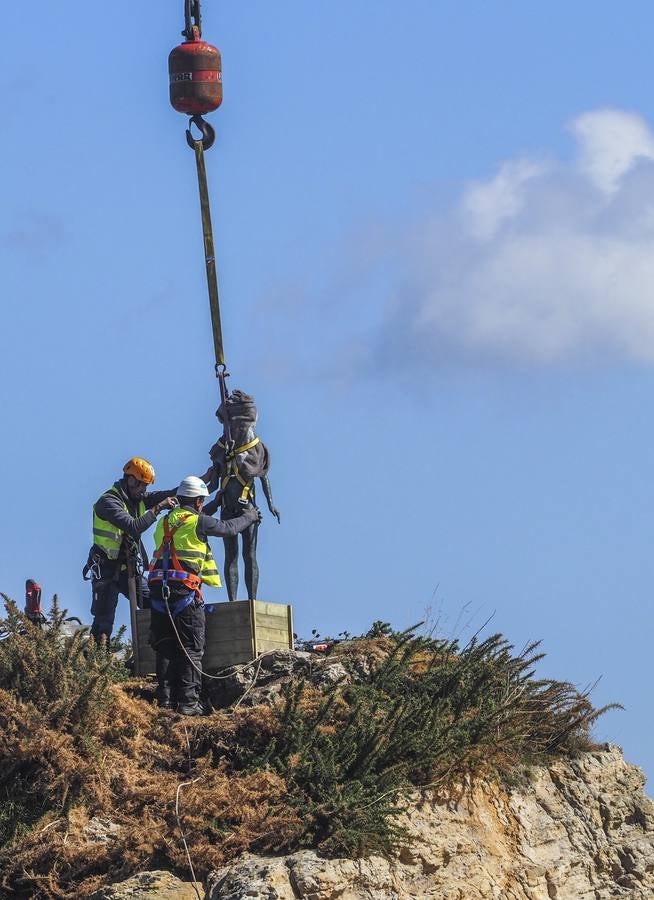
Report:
216,389,258,429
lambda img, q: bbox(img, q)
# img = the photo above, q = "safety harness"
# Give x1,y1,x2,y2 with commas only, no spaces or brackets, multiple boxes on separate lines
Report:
219,436,260,504
148,514,203,601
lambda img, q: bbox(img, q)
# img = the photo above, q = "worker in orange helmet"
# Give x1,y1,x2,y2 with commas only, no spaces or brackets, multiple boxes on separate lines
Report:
85,458,178,646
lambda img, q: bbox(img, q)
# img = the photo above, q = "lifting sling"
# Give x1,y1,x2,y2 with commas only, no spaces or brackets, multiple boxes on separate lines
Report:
169,0,234,448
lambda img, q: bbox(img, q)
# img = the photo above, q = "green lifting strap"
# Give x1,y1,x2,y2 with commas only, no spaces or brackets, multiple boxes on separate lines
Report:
192,138,226,369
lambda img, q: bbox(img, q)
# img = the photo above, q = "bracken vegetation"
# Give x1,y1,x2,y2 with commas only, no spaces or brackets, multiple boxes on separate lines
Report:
0,596,619,899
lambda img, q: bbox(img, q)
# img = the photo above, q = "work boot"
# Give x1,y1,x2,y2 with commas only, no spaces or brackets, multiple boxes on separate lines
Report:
154,687,173,709
176,701,204,717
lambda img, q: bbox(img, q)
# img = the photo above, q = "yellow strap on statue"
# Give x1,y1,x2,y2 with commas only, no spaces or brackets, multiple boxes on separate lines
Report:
218,438,258,502
218,436,260,457
221,469,254,501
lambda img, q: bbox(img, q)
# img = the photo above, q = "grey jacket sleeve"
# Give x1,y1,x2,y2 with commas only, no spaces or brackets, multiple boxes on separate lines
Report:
94,494,157,540
197,508,258,539
203,495,221,517
143,488,177,510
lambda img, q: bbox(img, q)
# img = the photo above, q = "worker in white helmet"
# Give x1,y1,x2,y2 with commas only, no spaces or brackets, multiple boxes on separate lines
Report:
148,475,260,715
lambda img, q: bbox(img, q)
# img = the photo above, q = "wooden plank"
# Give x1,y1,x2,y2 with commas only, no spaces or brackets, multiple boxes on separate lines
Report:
257,639,293,652
205,633,252,651
204,645,254,661
208,617,252,632
205,639,255,655
206,632,255,645
254,612,290,629
206,619,251,635
210,600,251,615
256,626,291,643
204,651,255,669
138,657,156,668
205,617,252,640
208,606,252,624
249,598,258,655
204,656,252,675
287,604,294,650
136,645,157,676
254,601,289,616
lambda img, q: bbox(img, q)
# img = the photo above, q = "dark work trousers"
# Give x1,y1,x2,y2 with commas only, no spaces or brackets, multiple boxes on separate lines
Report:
150,603,206,705
90,562,150,645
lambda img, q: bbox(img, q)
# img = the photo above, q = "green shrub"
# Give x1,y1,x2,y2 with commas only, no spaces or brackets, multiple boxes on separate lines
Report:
0,595,130,849
0,606,620,896
0,594,128,741
246,627,620,856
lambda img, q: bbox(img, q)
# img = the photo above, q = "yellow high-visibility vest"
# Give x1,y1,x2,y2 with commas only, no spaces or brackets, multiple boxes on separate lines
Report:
152,508,221,587
92,485,145,560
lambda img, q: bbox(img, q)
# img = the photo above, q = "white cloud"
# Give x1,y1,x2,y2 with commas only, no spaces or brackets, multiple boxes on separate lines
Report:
572,109,654,195
462,159,548,241
385,108,654,366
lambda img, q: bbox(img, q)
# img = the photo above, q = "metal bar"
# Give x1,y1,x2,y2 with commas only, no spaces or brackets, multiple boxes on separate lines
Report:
126,554,141,675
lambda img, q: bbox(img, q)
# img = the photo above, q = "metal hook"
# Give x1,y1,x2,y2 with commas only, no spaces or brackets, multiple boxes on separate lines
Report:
186,114,215,150
183,0,202,40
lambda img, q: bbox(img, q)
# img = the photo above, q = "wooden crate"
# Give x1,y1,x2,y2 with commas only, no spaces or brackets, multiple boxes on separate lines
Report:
134,600,294,676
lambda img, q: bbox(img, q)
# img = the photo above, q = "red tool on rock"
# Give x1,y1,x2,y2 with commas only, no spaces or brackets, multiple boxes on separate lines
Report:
25,579,45,624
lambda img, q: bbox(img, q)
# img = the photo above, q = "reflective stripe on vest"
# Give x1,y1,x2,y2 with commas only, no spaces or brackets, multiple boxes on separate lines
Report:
151,508,222,588
92,486,146,560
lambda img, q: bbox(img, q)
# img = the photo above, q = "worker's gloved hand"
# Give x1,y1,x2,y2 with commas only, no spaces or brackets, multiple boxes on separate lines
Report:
155,496,178,515
268,505,281,524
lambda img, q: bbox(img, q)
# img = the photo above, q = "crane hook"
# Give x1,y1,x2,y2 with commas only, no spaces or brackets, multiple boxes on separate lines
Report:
186,115,215,150
183,0,202,40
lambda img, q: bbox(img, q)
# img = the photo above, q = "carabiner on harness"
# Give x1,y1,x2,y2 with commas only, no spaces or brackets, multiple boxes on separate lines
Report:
161,539,172,602
83,554,103,582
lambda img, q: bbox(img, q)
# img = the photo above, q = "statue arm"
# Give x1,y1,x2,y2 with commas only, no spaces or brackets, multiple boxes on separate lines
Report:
201,465,220,493
260,475,281,523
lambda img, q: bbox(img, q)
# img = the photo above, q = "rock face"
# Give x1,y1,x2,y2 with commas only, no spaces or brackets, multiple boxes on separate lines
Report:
89,870,203,899
208,649,348,709
207,745,654,900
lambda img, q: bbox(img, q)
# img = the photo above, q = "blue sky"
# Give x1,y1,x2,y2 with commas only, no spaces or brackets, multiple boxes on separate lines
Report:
2,1,654,785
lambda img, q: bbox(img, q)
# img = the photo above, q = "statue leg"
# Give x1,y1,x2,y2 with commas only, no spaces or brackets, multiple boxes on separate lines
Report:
242,521,259,600
223,534,239,601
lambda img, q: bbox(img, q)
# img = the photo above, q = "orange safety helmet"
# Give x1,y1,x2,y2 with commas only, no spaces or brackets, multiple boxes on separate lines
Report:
123,457,155,485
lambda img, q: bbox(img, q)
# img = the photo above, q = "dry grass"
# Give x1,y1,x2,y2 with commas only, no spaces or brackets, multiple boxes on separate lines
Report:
0,684,303,898
0,601,619,898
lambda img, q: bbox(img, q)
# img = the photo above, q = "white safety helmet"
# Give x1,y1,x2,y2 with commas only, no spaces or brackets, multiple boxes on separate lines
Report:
177,476,210,499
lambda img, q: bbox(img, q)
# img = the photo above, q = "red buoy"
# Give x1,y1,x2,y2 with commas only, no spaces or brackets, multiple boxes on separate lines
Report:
169,39,222,116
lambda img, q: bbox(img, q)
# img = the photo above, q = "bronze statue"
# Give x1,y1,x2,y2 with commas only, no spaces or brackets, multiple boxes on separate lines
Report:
202,390,280,600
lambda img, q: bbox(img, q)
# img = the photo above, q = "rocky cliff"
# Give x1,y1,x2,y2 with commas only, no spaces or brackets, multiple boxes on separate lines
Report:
92,745,654,900
3,606,650,899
